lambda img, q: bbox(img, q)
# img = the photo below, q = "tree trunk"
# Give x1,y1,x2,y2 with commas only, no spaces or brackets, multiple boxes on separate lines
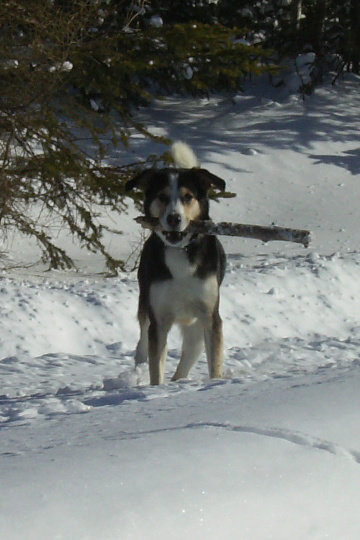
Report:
291,0,303,32
312,0,327,53
350,0,360,73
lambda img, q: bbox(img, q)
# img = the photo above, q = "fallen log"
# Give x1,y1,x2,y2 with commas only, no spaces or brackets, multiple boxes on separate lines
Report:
135,216,311,247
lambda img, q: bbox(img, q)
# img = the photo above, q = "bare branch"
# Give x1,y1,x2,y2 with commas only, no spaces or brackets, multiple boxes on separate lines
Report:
135,217,311,248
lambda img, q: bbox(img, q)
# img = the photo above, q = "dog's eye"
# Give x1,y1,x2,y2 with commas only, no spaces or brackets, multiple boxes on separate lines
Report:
158,193,169,204
182,193,193,204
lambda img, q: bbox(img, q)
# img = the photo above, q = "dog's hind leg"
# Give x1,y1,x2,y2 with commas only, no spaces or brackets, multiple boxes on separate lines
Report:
172,320,204,381
204,310,224,379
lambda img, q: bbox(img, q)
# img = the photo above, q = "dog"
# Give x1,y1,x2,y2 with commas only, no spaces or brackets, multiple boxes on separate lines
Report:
126,142,226,385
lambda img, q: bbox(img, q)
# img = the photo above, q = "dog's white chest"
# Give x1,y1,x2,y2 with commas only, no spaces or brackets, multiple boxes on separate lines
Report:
164,248,195,279
149,248,218,324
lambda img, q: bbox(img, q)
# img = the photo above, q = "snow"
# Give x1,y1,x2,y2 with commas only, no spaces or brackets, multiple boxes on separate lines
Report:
149,15,163,28
49,61,73,73
2,74,360,539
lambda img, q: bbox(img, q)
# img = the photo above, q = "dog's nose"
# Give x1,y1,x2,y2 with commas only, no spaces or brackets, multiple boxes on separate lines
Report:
167,213,181,228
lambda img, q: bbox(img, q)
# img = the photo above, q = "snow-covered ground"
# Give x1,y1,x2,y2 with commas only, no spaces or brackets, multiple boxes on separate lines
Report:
1,74,360,539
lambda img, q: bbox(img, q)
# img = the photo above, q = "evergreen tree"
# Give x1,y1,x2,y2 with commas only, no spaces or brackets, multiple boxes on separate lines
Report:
0,0,274,271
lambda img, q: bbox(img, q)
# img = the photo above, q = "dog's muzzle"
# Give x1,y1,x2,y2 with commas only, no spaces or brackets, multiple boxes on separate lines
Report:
162,230,189,245
158,212,191,247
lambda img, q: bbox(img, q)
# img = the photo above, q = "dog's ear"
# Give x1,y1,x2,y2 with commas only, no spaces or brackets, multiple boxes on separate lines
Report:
125,169,157,192
192,168,226,191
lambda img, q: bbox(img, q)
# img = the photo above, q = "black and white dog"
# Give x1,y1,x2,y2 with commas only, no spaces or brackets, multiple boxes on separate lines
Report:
126,142,226,385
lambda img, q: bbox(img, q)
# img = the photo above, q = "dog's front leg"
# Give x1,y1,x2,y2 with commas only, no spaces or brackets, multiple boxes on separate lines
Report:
148,315,171,385
135,310,150,366
204,310,224,379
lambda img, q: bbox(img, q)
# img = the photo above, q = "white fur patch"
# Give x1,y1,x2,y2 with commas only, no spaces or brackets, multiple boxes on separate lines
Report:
165,248,196,279
159,172,189,234
168,173,183,216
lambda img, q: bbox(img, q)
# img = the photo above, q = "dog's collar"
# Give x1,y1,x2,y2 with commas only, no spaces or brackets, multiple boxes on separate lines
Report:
162,232,199,252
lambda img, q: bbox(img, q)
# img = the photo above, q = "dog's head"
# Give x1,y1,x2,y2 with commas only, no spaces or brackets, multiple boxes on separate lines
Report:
126,167,226,247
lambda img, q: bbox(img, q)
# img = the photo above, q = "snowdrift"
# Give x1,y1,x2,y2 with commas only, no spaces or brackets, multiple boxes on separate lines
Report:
1,75,360,539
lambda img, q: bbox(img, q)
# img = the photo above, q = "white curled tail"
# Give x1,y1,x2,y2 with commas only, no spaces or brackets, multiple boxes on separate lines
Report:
171,141,200,169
